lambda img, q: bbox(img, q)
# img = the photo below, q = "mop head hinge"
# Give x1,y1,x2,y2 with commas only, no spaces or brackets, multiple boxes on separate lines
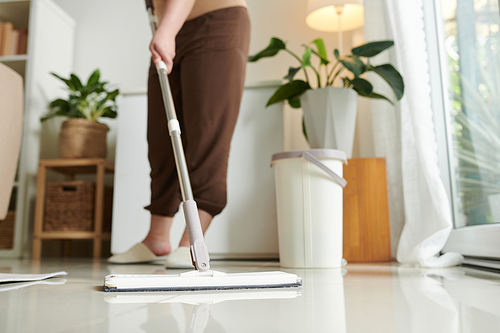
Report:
180,270,227,277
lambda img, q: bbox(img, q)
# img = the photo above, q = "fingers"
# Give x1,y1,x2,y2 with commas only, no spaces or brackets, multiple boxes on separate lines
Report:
149,42,174,74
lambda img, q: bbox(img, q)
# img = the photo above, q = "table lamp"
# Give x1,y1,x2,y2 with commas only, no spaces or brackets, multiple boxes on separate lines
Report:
306,0,364,55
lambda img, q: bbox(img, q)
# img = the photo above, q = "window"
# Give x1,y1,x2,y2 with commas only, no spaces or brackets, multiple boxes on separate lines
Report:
427,0,500,259
440,0,500,228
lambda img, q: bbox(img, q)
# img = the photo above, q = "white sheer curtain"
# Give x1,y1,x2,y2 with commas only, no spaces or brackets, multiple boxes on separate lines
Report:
364,0,463,267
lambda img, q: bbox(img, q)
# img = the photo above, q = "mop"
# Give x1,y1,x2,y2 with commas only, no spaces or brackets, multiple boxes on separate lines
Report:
103,0,302,292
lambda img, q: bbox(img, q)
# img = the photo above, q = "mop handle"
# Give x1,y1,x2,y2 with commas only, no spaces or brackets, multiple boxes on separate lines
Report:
146,3,211,272
145,0,158,35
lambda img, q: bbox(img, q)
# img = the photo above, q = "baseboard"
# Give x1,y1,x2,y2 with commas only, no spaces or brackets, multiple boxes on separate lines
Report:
209,253,279,261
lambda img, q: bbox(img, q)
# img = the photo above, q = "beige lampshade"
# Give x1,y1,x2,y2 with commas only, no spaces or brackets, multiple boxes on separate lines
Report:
306,0,364,32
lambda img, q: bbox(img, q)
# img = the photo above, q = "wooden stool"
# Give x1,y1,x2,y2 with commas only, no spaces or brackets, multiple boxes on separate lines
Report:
32,158,114,260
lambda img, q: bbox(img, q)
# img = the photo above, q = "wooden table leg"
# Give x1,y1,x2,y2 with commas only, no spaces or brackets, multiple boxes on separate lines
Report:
32,162,47,260
62,240,71,257
93,161,105,259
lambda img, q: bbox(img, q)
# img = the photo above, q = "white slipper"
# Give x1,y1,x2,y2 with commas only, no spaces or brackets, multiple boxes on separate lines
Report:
108,243,165,264
165,246,194,269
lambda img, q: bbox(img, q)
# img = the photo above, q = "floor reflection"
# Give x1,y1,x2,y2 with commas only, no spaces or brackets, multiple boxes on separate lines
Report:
0,259,499,332
396,266,500,333
105,287,303,333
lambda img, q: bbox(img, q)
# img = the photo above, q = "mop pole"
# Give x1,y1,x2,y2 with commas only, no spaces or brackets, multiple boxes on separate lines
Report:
145,0,210,272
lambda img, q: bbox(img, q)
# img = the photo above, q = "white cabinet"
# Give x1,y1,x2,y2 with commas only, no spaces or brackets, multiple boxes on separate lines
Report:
0,0,74,257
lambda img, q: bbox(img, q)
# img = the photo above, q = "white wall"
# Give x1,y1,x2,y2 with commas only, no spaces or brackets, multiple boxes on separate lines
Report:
52,0,374,158
53,0,349,89
52,0,151,92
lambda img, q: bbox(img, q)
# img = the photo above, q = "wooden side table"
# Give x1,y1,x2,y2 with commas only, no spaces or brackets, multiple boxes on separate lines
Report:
32,158,114,260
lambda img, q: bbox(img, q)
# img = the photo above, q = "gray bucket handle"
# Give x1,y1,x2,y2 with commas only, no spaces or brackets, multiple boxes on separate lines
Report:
301,151,347,188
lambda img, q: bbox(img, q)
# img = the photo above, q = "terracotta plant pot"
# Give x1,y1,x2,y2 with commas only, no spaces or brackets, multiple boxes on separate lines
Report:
58,119,108,158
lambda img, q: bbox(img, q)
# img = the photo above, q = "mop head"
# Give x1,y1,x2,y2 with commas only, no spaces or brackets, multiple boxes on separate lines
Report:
104,270,302,292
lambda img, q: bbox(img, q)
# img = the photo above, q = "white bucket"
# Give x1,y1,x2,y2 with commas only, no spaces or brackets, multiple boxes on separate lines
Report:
271,149,347,268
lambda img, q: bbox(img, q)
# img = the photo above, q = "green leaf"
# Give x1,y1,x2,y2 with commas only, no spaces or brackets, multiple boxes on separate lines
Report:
311,38,329,65
288,96,301,108
369,64,404,100
367,92,394,105
86,83,106,94
302,116,308,143
336,54,366,77
248,37,286,62
351,41,394,57
348,78,373,96
48,98,70,111
101,106,118,118
284,67,301,81
302,47,313,68
40,110,68,122
107,89,120,101
334,49,340,59
51,72,76,91
96,97,109,111
266,80,311,107
87,69,100,87
70,74,84,92
67,105,86,119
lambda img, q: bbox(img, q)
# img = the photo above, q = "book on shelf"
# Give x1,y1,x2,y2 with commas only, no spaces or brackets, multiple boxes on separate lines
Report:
10,30,19,56
17,29,28,55
0,21,28,57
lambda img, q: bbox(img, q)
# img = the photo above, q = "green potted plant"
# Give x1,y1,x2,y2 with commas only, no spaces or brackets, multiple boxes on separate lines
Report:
249,38,404,157
41,69,119,159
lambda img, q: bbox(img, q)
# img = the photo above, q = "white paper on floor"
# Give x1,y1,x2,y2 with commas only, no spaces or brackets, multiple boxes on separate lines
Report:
0,278,67,292
0,271,67,283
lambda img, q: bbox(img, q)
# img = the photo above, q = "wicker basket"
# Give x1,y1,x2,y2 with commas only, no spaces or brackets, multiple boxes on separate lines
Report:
59,118,108,159
44,181,113,232
0,211,15,249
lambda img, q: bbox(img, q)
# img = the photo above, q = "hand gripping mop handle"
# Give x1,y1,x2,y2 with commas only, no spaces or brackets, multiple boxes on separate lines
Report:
156,61,211,272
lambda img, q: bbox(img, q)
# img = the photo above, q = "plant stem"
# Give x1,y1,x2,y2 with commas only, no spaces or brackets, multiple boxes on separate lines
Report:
330,67,344,86
327,62,340,84
324,65,330,87
310,66,321,88
285,48,310,85
285,49,302,63
303,67,310,84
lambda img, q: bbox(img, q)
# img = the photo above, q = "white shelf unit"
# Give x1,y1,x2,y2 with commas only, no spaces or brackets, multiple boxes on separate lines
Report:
0,0,75,258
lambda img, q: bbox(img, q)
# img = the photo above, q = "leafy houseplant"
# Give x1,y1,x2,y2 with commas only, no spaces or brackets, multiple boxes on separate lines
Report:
249,38,405,156
42,69,118,122
248,38,404,108
41,70,119,159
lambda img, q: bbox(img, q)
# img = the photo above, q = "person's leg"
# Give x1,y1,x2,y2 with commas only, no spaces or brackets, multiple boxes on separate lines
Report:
143,208,211,255
140,8,250,259
178,209,213,247
177,7,251,221
141,59,183,256
143,54,214,255
171,8,250,250
142,214,173,256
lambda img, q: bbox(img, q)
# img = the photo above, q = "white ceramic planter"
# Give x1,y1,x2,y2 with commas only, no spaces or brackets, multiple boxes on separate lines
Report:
301,87,358,158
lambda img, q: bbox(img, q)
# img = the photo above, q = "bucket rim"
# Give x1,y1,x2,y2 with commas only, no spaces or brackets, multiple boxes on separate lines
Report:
271,149,347,164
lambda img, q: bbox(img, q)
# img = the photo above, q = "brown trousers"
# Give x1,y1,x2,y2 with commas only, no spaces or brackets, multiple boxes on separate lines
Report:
145,7,250,217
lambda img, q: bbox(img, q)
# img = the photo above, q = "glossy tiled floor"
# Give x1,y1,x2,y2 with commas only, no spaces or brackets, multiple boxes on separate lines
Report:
1,259,499,333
